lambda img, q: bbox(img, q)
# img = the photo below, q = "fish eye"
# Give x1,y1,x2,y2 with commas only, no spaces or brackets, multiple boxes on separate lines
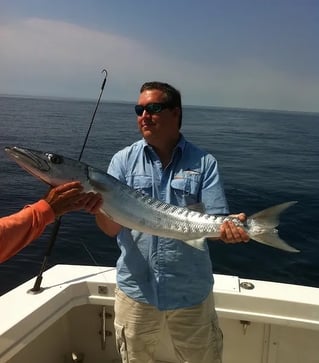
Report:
47,153,63,164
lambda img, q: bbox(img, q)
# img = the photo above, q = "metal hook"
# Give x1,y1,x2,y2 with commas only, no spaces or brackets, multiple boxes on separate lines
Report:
101,69,108,90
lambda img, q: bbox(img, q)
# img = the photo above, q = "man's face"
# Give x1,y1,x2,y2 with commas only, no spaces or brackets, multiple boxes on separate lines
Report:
136,89,180,145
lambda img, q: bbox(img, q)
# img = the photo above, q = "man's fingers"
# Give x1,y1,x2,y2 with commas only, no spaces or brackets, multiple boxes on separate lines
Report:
220,220,250,243
52,181,83,193
80,193,103,214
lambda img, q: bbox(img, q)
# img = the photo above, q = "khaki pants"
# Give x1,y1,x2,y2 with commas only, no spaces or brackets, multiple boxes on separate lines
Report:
114,288,223,363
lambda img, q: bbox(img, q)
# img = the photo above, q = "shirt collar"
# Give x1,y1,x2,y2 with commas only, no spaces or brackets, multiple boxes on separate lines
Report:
142,133,186,154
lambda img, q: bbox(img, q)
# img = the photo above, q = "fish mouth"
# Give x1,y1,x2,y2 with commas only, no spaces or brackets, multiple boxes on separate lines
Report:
5,146,50,177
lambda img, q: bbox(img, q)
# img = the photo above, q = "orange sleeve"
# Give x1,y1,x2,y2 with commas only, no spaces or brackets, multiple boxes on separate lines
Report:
0,200,55,263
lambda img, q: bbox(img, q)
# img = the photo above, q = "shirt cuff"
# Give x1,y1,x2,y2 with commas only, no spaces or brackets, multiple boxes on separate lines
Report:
29,199,56,224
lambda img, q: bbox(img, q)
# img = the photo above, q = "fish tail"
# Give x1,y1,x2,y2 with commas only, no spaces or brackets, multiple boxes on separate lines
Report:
247,201,300,252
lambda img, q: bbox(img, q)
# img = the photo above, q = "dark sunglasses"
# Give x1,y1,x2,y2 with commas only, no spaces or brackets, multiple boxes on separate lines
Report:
134,103,172,116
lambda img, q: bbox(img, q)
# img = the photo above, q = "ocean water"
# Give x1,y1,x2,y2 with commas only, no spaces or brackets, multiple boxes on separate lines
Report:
0,96,318,295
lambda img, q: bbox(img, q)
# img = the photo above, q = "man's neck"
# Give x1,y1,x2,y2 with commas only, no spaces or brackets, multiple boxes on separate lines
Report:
148,134,180,168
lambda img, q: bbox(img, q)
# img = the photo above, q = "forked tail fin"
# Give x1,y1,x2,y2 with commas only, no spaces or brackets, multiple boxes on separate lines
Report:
247,201,300,252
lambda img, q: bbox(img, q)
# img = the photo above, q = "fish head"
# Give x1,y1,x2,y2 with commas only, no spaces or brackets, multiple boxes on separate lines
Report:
5,146,89,187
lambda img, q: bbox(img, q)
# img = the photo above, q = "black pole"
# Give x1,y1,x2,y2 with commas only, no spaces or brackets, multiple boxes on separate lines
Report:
29,69,108,293
78,69,108,161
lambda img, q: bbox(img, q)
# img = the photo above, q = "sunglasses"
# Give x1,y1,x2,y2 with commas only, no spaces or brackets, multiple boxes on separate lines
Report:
134,103,172,116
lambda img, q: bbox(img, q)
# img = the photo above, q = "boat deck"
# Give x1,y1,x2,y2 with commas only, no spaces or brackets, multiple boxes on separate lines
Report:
1,264,319,363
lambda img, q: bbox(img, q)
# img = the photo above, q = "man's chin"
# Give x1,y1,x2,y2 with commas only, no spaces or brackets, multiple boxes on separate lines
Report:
142,132,156,144
141,128,154,138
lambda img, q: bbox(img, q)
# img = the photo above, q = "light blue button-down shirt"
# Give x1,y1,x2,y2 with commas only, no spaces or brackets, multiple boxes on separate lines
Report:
107,134,229,310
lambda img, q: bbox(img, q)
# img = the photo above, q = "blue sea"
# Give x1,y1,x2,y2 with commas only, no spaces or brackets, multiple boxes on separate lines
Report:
0,95,318,295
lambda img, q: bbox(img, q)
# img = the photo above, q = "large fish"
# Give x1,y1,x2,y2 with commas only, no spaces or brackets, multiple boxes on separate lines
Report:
5,146,299,252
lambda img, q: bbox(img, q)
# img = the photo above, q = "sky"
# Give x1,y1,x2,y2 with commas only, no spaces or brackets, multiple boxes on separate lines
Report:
1,0,319,112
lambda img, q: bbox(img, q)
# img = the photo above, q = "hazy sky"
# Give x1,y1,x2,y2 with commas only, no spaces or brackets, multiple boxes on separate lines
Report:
1,0,319,112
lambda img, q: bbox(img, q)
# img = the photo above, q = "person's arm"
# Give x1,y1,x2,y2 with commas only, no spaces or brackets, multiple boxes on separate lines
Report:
94,151,125,237
95,211,122,237
0,199,55,263
0,181,103,263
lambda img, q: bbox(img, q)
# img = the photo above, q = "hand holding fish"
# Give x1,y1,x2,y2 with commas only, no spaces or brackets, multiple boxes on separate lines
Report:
79,192,103,215
219,213,250,243
44,182,103,217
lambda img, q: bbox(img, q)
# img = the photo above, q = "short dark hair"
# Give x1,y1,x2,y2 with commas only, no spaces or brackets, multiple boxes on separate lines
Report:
140,81,183,128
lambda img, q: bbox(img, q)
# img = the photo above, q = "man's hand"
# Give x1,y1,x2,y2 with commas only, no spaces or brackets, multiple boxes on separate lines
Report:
44,181,103,217
77,191,103,215
219,213,250,243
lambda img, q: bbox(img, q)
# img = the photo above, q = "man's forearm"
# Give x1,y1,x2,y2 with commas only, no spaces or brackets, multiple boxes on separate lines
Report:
95,211,121,237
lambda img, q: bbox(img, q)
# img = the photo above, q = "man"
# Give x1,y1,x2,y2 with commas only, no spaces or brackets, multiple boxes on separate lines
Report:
95,82,249,362
0,181,102,263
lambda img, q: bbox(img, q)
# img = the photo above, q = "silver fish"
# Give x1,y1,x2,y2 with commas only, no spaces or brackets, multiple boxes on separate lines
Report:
5,146,299,252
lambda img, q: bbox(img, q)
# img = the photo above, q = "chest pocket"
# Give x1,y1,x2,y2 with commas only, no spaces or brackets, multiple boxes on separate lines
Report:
126,175,153,196
170,173,202,207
